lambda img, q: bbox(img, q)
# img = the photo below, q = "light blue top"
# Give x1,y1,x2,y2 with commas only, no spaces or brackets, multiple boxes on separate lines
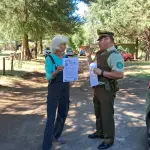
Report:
45,53,63,81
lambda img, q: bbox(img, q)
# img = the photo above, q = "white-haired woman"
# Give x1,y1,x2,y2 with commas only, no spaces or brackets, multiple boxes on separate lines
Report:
42,35,70,150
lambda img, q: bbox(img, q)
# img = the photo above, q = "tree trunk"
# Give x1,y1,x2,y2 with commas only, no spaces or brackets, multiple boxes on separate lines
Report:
21,40,24,60
22,0,31,60
35,41,38,59
145,47,150,61
145,41,150,61
145,50,149,61
15,41,18,51
135,38,138,59
40,37,43,54
23,33,32,60
147,50,150,61
148,39,150,61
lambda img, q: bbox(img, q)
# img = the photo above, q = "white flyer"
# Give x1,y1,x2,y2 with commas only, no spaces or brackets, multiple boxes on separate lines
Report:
63,57,79,82
90,62,99,87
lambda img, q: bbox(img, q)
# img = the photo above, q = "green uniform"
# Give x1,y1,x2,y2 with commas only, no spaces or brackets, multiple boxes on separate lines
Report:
146,87,150,148
107,46,124,73
93,46,124,144
146,88,150,119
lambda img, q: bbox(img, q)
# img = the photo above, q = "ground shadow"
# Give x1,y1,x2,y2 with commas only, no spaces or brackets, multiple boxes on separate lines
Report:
59,75,148,150
0,70,45,78
0,114,45,150
0,70,27,76
0,59,149,150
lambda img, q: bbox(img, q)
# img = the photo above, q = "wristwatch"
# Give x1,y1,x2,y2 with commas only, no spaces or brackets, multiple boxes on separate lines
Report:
101,70,104,76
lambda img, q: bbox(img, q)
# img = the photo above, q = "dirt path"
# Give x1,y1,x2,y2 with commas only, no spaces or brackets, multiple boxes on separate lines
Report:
0,59,148,150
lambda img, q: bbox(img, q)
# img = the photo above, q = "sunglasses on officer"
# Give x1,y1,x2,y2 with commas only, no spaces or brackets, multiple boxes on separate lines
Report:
97,35,115,43
97,35,110,41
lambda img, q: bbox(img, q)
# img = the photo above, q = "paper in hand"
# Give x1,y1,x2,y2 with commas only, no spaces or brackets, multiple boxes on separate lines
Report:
63,57,79,82
89,62,99,87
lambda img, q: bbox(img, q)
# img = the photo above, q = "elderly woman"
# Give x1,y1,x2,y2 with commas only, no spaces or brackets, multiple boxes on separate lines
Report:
42,35,70,150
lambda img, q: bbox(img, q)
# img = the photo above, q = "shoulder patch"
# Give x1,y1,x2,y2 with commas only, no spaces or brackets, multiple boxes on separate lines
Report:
117,62,123,69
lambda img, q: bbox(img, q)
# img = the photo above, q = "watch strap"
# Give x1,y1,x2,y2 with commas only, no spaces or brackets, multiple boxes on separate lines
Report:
101,70,104,76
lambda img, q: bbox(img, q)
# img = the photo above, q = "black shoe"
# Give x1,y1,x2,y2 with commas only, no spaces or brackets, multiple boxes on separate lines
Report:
98,142,113,149
88,133,104,139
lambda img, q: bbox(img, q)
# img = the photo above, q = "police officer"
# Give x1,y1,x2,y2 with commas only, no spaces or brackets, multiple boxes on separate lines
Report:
86,31,124,149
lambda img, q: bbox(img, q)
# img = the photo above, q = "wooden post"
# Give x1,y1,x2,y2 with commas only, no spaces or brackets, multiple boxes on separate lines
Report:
11,56,14,71
3,57,5,75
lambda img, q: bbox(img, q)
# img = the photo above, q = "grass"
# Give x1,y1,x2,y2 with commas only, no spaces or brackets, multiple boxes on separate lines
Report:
0,50,150,85
125,61,150,79
0,54,45,84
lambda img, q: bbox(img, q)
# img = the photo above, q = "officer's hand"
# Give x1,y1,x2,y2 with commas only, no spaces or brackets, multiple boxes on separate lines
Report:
85,48,92,57
56,66,64,73
148,82,150,89
93,68,102,75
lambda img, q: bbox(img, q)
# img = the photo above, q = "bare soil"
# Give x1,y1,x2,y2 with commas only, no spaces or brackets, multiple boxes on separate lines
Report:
0,59,148,150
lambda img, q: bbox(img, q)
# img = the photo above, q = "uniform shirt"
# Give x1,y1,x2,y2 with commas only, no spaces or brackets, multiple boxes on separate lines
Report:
104,46,124,72
94,46,124,85
45,53,63,81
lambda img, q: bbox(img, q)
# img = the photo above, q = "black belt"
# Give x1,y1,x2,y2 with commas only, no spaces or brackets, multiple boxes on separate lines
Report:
92,84,105,89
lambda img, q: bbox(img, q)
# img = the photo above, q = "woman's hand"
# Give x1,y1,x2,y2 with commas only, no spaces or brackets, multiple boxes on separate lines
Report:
52,66,64,78
56,66,64,73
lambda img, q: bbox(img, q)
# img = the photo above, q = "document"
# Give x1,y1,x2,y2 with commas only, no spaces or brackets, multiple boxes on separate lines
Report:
90,62,99,87
63,57,79,82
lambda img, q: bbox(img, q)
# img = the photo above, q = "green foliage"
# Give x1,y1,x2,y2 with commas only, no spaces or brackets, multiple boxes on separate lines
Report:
118,44,135,54
69,37,76,50
85,0,150,60
86,0,150,40
69,27,86,50
0,0,94,59
0,0,82,41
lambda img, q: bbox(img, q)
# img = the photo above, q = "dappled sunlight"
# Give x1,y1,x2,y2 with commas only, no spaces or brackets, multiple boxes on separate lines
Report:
1,99,46,115
114,107,124,112
128,122,146,127
140,65,150,69
120,101,134,105
63,64,147,149
0,58,149,150
71,82,84,87
68,109,78,117
124,62,150,79
117,95,145,104
87,96,93,100
64,125,77,133
88,114,95,122
117,88,146,105
125,70,150,75
125,65,150,69
0,76,47,116
81,128,96,136
116,95,127,100
123,111,142,118
82,71,90,77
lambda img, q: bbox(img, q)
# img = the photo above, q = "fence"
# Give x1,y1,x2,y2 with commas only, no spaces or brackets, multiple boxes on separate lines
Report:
0,52,21,75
